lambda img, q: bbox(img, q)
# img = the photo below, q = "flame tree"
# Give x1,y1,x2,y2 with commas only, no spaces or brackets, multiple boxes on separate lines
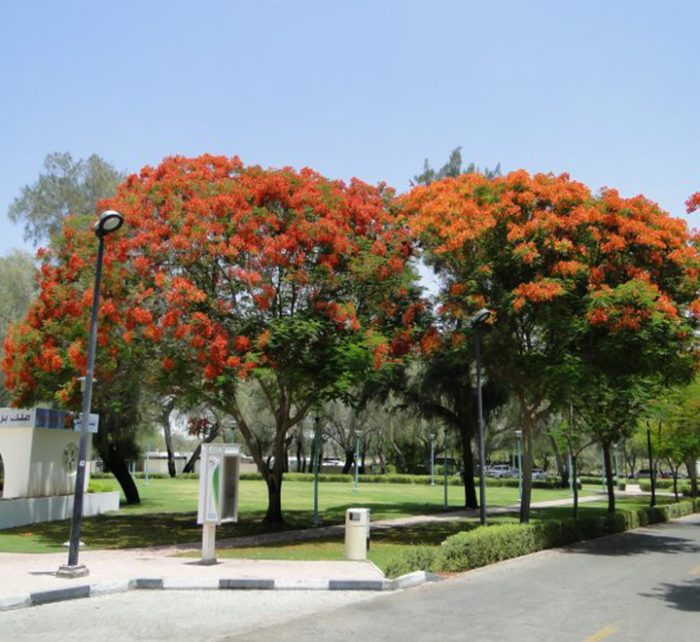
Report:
404,170,700,521
4,155,422,523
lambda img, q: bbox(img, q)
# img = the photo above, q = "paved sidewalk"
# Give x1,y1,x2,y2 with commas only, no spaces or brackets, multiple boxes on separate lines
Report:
0,489,645,611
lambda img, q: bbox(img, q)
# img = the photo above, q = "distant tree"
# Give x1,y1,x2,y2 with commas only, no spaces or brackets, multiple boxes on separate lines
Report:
645,382,700,499
383,344,506,507
8,152,124,246
413,147,501,186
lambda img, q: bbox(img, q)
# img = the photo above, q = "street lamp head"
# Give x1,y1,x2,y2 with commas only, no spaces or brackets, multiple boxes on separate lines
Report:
470,308,491,328
95,210,124,237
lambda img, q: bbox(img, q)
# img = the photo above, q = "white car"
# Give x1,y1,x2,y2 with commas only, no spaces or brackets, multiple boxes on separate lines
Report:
488,465,517,478
531,468,547,480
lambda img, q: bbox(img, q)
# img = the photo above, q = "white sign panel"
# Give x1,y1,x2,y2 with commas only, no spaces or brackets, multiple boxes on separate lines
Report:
197,443,241,525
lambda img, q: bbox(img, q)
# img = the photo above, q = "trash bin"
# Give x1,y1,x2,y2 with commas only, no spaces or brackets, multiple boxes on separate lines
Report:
344,507,370,560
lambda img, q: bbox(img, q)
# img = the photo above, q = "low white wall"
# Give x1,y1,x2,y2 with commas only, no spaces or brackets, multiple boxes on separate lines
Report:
0,491,120,530
0,427,89,499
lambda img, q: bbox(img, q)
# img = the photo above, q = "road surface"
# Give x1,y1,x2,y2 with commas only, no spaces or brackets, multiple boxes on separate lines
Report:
2,514,698,641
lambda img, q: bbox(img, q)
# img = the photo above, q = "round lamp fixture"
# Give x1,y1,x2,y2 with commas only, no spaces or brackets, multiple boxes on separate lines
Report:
470,308,491,328
95,210,124,237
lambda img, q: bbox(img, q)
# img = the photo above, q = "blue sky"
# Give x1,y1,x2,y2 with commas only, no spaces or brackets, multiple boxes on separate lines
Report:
0,1,698,256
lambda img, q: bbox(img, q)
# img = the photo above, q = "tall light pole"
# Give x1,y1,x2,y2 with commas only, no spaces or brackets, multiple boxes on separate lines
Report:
353,430,362,492
312,416,321,525
57,210,124,578
471,308,491,526
443,428,449,511
429,433,435,486
646,420,656,507
515,429,523,501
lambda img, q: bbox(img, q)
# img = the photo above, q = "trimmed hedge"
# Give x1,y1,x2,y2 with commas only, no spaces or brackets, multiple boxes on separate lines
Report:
638,479,675,491
90,470,564,489
384,499,699,578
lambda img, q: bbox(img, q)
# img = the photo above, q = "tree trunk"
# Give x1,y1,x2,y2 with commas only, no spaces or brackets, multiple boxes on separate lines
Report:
295,440,304,473
264,469,284,524
342,450,354,474
571,453,579,520
602,442,615,513
263,435,287,524
162,417,176,478
460,427,478,509
548,434,568,488
378,450,386,474
183,443,201,474
183,429,219,473
519,409,534,523
99,445,140,504
685,458,698,498
646,423,656,508
671,464,679,500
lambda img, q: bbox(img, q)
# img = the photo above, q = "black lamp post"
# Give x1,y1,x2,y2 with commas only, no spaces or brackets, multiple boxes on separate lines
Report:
57,210,124,578
471,308,491,526
312,416,322,526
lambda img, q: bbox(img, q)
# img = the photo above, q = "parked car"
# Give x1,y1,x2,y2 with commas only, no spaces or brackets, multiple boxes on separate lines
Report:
635,469,657,479
531,468,547,480
487,464,517,479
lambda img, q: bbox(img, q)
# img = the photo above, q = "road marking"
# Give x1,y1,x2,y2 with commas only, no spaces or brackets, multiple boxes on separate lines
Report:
584,625,618,642
690,563,700,576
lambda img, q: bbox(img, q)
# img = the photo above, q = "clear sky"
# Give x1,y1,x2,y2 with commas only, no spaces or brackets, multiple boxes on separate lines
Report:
0,0,698,256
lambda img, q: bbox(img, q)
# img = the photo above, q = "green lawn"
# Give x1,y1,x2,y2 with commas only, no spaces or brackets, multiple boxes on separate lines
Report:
211,496,678,573
0,475,588,554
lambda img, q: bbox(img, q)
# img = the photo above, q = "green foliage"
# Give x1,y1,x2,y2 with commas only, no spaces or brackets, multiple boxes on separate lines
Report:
384,499,698,577
384,546,438,577
413,147,501,186
8,152,124,245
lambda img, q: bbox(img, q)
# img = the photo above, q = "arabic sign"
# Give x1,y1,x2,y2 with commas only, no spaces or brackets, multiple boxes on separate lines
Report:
0,409,35,428
0,407,99,433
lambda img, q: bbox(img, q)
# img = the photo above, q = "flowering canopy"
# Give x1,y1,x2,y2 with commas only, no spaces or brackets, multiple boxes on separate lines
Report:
4,155,420,407
403,169,700,521
404,169,700,350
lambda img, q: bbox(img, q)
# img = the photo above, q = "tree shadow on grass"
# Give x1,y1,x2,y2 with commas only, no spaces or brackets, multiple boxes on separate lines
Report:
1,511,296,551
1,499,476,553
641,579,700,612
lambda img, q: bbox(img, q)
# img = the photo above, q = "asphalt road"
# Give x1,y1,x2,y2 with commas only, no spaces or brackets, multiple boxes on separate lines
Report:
2,514,698,641
229,513,700,642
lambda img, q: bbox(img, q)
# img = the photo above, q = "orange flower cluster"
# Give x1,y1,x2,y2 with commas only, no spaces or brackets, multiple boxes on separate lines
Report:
2,154,422,407
403,170,700,336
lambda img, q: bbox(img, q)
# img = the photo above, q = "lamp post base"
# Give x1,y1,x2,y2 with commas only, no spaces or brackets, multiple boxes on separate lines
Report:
56,564,89,578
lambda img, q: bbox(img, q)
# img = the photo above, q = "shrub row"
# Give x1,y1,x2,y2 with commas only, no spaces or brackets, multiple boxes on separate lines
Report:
639,480,695,493
91,470,565,489
383,499,698,578
90,472,200,480
638,479,678,491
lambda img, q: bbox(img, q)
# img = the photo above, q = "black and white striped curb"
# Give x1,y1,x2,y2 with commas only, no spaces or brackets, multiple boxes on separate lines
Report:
0,571,439,611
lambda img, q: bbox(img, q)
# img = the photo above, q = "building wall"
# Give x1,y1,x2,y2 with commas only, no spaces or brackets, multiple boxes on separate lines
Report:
0,428,89,499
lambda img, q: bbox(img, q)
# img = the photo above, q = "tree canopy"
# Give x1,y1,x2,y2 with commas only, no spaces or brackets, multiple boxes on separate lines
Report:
3,154,423,522
8,152,124,246
403,170,700,520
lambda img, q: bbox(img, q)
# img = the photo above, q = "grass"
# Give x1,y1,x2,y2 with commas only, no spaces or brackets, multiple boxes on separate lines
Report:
0,475,589,554
211,495,679,574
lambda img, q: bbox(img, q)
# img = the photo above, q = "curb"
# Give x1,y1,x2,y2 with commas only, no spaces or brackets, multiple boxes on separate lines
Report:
0,571,440,612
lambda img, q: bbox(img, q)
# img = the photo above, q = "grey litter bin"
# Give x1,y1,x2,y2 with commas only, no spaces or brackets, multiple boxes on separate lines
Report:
344,507,370,560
